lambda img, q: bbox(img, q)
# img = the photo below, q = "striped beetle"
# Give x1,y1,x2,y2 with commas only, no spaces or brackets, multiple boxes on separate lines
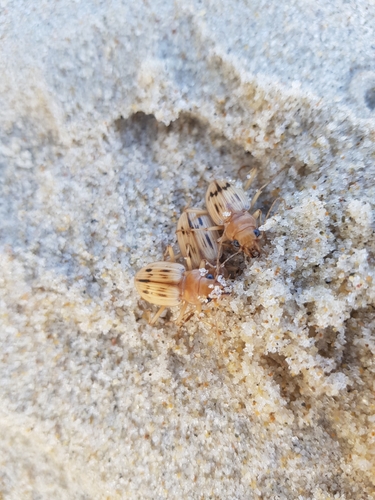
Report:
134,246,229,325
176,210,221,269
204,168,266,258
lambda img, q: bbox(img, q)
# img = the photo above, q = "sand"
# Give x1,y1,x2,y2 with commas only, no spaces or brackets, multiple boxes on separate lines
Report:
0,0,375,498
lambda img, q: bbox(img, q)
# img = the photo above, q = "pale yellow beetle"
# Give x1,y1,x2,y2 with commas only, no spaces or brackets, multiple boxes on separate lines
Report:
176,210,221,269
186,168,277,261
205,168,266,258
134,247,228,325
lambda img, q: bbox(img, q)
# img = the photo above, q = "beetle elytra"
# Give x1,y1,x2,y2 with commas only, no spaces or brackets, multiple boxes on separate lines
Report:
134,246,229,325
176,210,221,269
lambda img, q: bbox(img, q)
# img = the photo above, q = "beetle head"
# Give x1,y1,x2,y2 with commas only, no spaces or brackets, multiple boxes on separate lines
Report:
236,228,262,257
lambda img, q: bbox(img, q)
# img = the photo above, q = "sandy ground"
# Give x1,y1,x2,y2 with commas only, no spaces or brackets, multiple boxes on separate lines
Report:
0,1,375,498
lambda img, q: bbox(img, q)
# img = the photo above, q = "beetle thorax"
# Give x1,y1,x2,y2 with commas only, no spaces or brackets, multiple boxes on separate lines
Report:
181,270,203,306
182,270,222,306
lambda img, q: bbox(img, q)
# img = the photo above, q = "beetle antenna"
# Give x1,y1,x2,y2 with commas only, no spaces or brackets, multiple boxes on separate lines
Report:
220,249,242,268
265,197,286,221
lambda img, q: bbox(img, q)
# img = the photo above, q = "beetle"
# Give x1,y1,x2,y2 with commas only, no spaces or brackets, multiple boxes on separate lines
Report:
204,168,266,258
134,246,229,325
176,210,221,269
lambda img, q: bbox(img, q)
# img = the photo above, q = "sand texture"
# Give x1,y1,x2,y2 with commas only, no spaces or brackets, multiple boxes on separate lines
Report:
1,1,375,498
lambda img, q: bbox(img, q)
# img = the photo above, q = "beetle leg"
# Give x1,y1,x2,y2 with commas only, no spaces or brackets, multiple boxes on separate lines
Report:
243,167,258,191
149,306,167,325
190,225,223,232
252,209,262,220
265,197,286,221
217,231,229,243
249,182,269,209
185,208,210,216
185,245,193,271
175,301,189,325
164,245,178,262
203,260,215,271
247,165,289,209
220,249,242,267
244,168,273,208
216,243,224,271
198,259,206,269
215,232,230,271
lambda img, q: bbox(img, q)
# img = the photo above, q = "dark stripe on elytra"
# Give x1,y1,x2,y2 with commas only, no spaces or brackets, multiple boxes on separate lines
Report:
205,234,214,249
138,279,150,283
145,269,152,272
210,182,231,198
